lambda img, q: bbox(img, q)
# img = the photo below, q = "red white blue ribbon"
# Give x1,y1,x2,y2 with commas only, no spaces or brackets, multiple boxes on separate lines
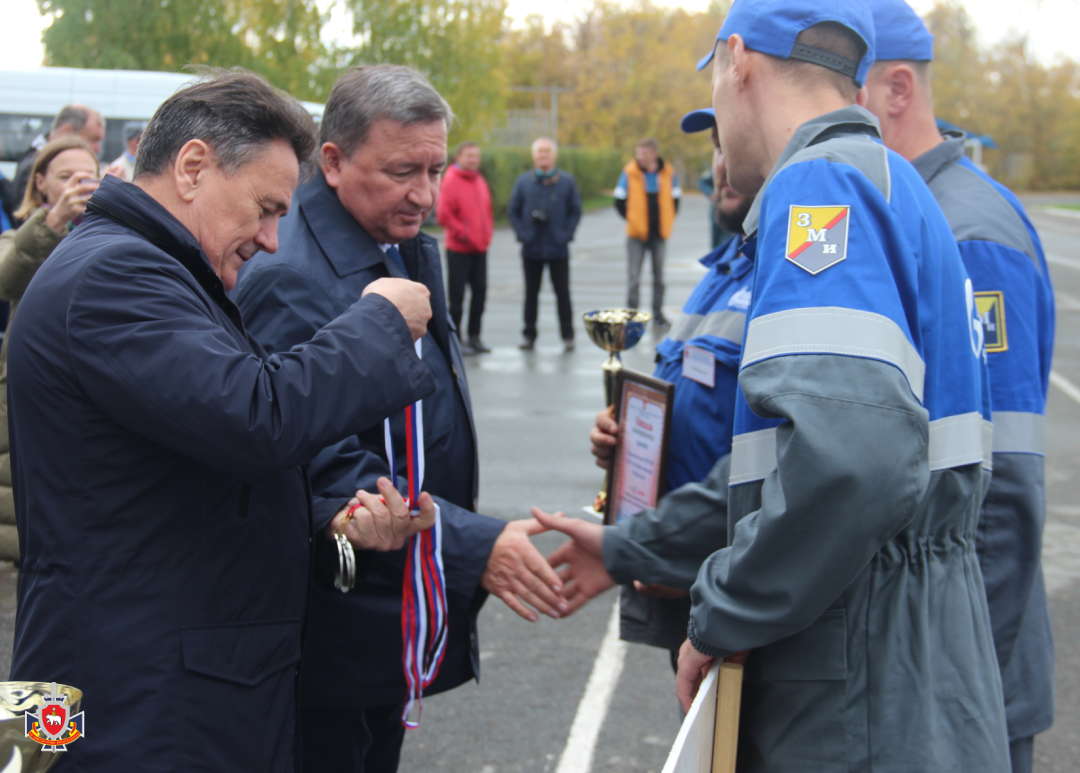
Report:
386,338,448,729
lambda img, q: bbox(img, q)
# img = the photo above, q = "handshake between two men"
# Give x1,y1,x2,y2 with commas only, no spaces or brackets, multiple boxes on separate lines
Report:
324,388,712,680
322,275,572,623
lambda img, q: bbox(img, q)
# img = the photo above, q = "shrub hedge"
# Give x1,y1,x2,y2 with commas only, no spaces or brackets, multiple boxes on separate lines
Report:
478,147,627,218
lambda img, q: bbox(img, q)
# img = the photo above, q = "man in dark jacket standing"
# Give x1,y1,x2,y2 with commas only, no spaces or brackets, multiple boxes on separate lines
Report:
508,137,582,351
7,70,438,772
436,141,493,354
233,65,567,773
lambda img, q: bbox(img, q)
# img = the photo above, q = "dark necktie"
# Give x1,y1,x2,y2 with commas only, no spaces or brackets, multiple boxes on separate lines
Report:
385,244,409,279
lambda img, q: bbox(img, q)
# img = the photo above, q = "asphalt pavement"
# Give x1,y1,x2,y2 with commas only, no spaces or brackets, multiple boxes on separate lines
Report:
0,194,1077,772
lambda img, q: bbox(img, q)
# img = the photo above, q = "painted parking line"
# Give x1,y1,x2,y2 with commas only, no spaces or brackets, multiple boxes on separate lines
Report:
1044,519,1080,595
555,599,628,773
1048,253,1080,272
1051,370,1080,407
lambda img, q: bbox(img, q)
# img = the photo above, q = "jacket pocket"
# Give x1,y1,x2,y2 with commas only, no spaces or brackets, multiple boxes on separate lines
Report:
740,609,850,771
181,618,301,685
179,619,301,771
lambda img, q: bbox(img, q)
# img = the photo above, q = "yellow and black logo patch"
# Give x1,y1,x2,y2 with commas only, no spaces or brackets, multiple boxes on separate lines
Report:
975,291,1007,352
786,205,850,274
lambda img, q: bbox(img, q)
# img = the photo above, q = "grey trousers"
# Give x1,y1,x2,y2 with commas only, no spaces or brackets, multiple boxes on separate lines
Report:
626,235,666,315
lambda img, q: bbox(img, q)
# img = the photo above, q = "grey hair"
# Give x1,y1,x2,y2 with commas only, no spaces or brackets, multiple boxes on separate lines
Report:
319,65,454,158
134,67,317,179
51,105,95,136
531,137,557,154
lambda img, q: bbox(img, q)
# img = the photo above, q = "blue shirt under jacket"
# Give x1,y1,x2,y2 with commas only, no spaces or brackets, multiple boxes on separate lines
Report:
653,236,752,490
233,170,505,710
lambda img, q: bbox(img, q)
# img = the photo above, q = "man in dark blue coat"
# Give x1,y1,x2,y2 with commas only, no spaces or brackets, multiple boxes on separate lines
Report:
507,137,582,351
7,70,439,772
233,64,568,773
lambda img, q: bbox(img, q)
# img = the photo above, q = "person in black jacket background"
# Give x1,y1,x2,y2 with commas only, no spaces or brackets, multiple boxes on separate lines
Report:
508,137,582,352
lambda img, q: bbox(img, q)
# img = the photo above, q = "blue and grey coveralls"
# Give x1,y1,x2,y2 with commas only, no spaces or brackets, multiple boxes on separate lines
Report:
617,238,752,652
685,106,1010,771
913,136,1056,764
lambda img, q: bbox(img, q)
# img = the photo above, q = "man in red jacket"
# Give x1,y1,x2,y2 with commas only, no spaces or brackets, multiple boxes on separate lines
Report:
437,141,494,354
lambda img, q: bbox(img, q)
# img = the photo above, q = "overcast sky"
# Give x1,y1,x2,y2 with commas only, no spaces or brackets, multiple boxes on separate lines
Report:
2,0,1078,72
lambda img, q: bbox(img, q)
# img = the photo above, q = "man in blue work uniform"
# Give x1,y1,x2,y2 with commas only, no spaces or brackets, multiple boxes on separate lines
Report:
668,1,1010,769
549,109,754,657
862,3,1056,769
234,65,567,773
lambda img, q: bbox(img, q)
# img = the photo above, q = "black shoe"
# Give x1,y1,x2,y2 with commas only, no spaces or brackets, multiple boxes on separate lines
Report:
518,337,535,351
653,313,670,330
468,337,491,354
563,338,575,353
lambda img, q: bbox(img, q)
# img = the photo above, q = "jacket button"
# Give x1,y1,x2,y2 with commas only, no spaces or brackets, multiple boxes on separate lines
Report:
452,364,459,379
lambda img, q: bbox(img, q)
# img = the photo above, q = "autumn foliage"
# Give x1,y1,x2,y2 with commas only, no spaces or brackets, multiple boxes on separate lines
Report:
33,0,1080,190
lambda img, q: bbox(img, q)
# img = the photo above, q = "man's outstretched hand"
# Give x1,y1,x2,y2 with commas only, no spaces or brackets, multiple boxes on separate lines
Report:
481,518,570,623
532,507,604,555
534,508,616,615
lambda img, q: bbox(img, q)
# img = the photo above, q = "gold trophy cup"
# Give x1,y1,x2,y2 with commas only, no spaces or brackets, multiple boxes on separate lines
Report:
0,682,83,772
582,309,652,515
582,309,652,405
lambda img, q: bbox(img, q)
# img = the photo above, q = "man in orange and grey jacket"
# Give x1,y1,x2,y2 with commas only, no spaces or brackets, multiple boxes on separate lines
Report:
614,138,681,328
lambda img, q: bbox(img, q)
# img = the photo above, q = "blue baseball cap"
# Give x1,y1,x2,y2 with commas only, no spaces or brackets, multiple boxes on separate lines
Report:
697,0,877,88
681,108,715,134
865,0,933,61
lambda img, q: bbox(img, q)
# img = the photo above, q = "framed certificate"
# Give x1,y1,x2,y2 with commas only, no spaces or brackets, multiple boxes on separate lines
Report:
604,369,674,525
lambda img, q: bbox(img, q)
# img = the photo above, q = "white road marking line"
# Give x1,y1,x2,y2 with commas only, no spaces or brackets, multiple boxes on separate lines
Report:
1056,291,1080,311
1043,520,1080,595
1047,253,1080,271
1050,370,1080,407
1042,206,1080,220
555,599,628,773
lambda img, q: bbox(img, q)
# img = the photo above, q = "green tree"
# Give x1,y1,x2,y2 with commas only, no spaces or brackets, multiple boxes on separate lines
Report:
36,0,332,100
231,0,336,100
341,0,509,144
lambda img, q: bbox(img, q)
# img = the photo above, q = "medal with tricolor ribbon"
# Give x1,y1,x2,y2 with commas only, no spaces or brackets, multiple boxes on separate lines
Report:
385,338,448,729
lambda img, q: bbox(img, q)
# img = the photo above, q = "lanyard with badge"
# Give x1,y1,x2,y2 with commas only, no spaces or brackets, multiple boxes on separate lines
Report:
334,245,449,728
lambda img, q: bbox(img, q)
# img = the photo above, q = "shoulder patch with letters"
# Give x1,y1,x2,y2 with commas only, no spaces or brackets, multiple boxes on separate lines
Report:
975,291,1008,352
786,205,850,274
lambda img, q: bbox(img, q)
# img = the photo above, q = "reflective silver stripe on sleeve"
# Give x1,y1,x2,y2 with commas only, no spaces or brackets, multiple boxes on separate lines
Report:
669,310,747,346
991,411,1045,455
983,419,994,471
928,412,989,472
742,307,926,402
729,427,778,485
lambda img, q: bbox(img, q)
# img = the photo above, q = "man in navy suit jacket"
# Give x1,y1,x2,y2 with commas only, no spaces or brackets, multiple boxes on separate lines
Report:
233,64,568,773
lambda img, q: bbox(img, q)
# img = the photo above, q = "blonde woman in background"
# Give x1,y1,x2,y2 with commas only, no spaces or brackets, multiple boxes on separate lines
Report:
0,136,100,561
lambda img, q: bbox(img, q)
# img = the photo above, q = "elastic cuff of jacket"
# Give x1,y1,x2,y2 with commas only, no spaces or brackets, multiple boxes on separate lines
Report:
600,524,638,585
687,616,731,659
